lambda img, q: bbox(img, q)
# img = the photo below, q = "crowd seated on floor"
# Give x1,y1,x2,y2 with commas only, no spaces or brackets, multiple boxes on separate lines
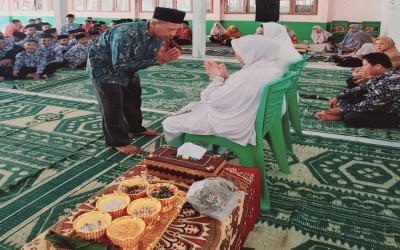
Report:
1,16,399,129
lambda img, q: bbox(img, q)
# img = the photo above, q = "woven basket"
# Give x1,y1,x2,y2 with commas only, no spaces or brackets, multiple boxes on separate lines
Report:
117,178,149,201
127,197,161,225
95,193,130,219
106,216,145,249
73,211,112,240
147,183,178,212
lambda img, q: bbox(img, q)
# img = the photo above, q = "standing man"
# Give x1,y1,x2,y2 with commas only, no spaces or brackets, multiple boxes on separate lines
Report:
87,7,185,154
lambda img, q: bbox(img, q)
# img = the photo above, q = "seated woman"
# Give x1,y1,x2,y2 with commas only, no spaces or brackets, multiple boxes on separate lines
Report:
262,22,302,72
308,25,334,52
174,21,192,45
334,32,374,67
338,24,360,54
221,25,241,46
346,36,400,88
316,53,400,128
209,22,225,43
162,35,283,147
284,25,298,44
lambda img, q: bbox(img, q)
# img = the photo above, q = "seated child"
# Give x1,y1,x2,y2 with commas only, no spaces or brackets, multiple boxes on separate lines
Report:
209,22,225,43
56,35,70,54
316,53,400,128
174,21,192,45
40,33,65,76
222,25,241,46
13,40,47,80
64,33,88,69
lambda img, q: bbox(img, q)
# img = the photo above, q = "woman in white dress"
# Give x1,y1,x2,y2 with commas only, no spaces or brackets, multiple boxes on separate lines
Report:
162,35,283,147
262,22,302,72
309,25,334,53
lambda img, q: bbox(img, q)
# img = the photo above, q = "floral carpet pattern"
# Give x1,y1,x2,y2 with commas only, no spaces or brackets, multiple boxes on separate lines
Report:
0,57,399,250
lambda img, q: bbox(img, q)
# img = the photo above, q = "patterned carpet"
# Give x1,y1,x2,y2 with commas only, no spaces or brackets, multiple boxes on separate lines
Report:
0,58,399,250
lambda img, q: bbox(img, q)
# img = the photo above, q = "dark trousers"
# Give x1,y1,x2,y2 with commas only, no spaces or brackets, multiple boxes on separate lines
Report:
0,65,14,78
93,78,146,147
335,57,363,68
340,97,400,128
4,45,25,61
209,36,223,43
173,38,191,46
17,66,36,79
43,61,67,76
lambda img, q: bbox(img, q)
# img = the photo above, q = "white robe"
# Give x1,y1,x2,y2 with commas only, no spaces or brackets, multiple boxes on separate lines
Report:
262,22,302,72
163,35,282,147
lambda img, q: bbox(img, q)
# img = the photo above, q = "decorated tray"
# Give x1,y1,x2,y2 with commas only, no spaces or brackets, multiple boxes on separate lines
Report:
48,182,187,250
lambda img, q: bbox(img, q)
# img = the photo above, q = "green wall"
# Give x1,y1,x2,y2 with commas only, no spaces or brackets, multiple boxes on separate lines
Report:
0,16,55,30
1,15,329,43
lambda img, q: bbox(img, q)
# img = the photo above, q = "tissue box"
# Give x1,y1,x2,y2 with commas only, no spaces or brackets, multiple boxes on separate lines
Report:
144,146,226,185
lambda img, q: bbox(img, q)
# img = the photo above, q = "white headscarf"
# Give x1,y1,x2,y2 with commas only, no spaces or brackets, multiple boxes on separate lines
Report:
231,34,279,67
311,25,332,44
162,35,283,146
262,22,302,72
210,22,225,37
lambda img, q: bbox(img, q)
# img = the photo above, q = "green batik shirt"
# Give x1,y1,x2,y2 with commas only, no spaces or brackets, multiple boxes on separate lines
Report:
87,21,163,86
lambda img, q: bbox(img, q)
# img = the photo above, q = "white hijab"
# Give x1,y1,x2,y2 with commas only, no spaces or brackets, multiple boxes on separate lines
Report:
201,35,283,145
311,25,332,44
262,22,302,72
210,22,225,37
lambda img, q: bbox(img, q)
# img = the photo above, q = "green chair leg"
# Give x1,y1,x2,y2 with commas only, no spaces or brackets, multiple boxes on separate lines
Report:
268,119,290,174
288,97,302,135
236,146,271,211
282,112,294,155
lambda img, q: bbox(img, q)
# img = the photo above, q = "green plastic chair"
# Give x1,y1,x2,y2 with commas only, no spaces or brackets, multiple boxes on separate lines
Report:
282,56,309,154
183,72,297,211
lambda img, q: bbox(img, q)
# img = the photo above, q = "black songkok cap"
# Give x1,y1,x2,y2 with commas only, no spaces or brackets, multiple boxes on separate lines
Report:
152,7,186,24
98,21,106,25
85,19,92,22
89,31,100,36
75,33,87,40
13,31,27,39
68,30,77,34
43,28,57,34
40,33,53,39
94,24,101,28
57,35,69,40
12,19,21,24
24,24,37,29
76,28,86,33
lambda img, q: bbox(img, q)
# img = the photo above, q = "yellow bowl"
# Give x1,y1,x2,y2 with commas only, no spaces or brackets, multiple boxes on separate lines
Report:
95,193,130,219
117,179,149,201
127,197,161,225
73,211,112,240
106,216,146,249
147,183,178,211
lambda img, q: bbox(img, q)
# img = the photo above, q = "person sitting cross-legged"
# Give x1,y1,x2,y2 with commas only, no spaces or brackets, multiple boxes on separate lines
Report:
316,52,400,128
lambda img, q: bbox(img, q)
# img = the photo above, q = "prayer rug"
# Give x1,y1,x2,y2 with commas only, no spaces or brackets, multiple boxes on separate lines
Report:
1,134,399,249
182,47,235,57
244,134,400,250
297,68,400,142
0,91,165,192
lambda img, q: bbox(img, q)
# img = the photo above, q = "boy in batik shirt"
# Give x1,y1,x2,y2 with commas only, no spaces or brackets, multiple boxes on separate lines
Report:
87,30,100,48
64,33,88,69
13,40,47,79
40,33,65,76
16,24,41,46
61,14,81,35
56,35,70,54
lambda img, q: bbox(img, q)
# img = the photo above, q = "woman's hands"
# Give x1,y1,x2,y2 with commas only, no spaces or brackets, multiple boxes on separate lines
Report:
204,60,228,80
